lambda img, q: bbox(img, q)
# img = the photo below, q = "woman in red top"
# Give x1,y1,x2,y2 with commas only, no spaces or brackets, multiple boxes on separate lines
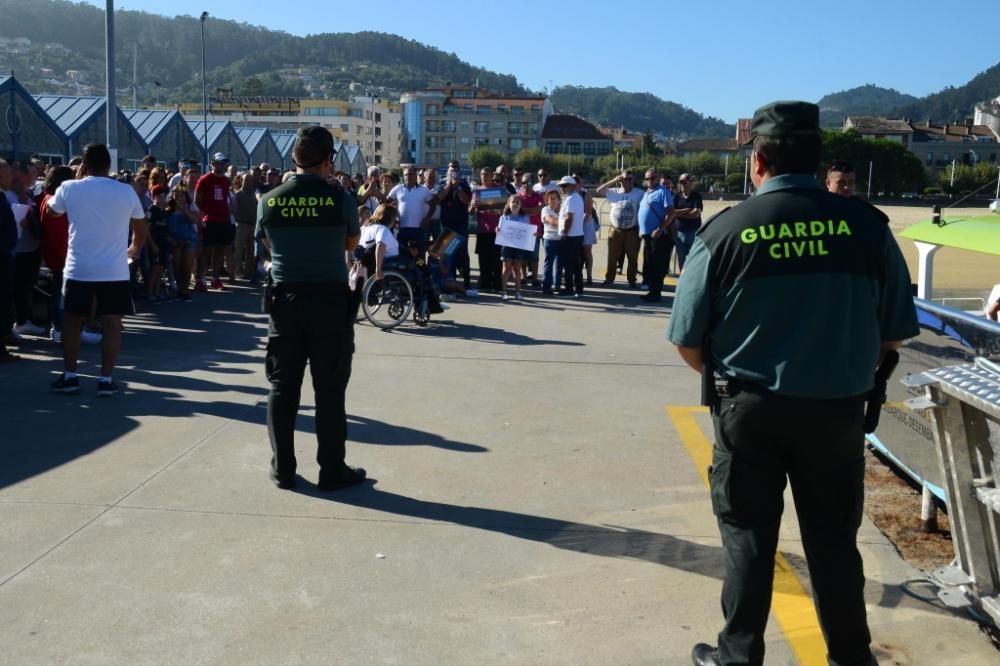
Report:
39,166,75,341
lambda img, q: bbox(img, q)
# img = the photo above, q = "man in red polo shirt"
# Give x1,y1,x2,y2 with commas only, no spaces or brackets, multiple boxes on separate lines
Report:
195,153,233,290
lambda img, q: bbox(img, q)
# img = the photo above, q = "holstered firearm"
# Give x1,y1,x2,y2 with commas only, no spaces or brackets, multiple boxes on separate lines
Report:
262,271,274,315
701,337,717,408
864,349,899,434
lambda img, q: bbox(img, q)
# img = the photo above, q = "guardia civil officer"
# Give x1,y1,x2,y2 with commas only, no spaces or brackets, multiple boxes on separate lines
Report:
666,102,919,666
256,126,365,491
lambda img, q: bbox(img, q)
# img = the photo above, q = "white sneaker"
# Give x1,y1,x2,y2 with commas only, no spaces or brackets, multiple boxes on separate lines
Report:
440,303,450,311
501,293,509,301
50,328,62,344
12,321,46,336
81,330,103,344
464,288,479,298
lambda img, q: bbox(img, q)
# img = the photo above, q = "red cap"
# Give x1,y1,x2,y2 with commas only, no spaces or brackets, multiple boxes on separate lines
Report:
150,185,168,197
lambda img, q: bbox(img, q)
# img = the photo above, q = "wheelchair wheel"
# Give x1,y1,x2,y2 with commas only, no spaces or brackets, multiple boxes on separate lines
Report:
362,270,413,330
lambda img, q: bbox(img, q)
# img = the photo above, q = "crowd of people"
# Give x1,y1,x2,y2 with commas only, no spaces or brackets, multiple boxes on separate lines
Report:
1,140,715,371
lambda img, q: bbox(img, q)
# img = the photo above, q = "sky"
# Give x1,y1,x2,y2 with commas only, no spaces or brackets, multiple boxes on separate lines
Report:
84,0,999,124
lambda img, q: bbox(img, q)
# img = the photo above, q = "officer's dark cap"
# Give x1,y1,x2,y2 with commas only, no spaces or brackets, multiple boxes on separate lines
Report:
295,126,334,154
747,101,820,144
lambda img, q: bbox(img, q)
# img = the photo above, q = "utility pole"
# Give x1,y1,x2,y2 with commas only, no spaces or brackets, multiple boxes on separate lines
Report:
995,166,1000,200
131,40,137,109
105,1,117,160
199,11,209,167
724,153,729,176
743,157,749,195
950,159,956,192
867,160,873,198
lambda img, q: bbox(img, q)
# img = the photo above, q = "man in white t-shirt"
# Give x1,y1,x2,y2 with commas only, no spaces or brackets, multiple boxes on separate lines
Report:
596,170,645,288
46,143,148,396
532,168,559,196
557,176,586,297
387,166,436,256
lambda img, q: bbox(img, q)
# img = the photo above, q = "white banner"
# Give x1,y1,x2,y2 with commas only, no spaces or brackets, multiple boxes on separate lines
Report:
495,219,536,251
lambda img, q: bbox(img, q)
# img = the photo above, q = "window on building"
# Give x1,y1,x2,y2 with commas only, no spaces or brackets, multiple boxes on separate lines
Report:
583,142,595,155
476,105,491,114
926,153,933,165
510,106,525,116
497,104,506,113
464,104,474,113
442,137,456,148
460,152,469,160
597,143,610,155
375,142,383,151
460,121,471,129
943,152,950,162
460,136,471,145
509,138,523,150
492,121,505,130
340,124,349,132
375,112,382,122
442,120,457,132
475,137,489,146
527,123,538,134
990,153,997,163
425,103,439,115
425,137,439,148
508,122,523,134
453,89,474,98
567,142,581,155
545,142,561,155
475,121,490,133
375,127,381,137
527,139,539,149
356,125,364,134
426,120,439,131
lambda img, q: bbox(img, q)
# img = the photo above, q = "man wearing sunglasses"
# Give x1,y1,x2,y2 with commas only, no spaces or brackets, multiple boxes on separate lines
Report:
532,169,558,196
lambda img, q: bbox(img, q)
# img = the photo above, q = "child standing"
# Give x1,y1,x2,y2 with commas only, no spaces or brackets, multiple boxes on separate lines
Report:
497,194,531,301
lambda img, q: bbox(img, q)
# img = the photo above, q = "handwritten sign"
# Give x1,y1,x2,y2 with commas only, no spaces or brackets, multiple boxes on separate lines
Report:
496,220,536,251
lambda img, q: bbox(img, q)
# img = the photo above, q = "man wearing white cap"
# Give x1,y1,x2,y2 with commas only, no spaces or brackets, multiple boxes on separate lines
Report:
557,176,586,297
195,152,234,290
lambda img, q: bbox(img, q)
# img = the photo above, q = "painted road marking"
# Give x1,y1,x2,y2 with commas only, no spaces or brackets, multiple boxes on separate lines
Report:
665,406,828,666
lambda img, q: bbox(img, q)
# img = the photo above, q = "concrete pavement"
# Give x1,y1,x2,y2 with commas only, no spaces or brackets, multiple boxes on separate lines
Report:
1,265,996,665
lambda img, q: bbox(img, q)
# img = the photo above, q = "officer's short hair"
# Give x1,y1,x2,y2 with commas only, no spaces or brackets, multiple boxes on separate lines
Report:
293,126,334,168
753,134,821,177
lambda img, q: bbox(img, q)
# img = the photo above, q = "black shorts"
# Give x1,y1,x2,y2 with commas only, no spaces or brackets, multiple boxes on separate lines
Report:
63,279,135,317
203,223,236,247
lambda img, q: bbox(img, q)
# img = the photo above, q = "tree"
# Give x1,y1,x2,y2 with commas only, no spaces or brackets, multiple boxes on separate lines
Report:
641,129,661,157
513,148,556,174
821,129,926,195
468,146,506,171
242,75,265,97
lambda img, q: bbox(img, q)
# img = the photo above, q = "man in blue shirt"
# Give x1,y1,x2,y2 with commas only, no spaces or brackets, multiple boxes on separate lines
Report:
637,168,675,302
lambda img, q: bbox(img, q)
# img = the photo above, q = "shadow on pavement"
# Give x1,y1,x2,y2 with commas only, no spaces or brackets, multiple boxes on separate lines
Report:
0,290,268,490
395,320,585,346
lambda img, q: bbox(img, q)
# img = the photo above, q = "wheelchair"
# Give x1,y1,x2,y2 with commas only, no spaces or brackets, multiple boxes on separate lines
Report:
354,244,436,330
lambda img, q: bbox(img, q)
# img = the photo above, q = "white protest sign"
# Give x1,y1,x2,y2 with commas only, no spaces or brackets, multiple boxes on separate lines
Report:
495,219,536,251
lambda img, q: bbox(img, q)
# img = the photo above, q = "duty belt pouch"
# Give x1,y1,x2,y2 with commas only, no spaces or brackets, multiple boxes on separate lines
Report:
262,274,274,314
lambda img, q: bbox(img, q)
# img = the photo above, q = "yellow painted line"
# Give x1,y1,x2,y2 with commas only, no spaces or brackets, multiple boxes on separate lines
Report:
665,406,828,666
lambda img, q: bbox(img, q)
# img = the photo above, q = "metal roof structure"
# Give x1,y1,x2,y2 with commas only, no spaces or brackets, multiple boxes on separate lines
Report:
33,94,146,166
186,119,249,165
122,109,202,166
0,75,67,160
272,131,296,169
235,127,280,168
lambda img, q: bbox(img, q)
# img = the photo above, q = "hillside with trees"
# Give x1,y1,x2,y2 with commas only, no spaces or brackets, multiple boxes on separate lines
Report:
817,84,919,127
549,86,733,139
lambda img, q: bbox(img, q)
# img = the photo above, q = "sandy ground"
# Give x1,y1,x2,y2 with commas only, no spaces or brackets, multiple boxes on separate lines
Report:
699,201,995,299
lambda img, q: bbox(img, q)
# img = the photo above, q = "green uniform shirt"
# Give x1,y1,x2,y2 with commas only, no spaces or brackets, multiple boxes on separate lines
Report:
256,174,360,284
666,174,919,398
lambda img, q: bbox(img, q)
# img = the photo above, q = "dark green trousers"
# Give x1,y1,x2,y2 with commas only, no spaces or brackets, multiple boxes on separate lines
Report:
265,284,354,481
709,385,873,666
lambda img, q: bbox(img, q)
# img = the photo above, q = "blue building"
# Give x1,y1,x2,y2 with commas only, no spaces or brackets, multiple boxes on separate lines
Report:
34,94,146,168
0,75,66,161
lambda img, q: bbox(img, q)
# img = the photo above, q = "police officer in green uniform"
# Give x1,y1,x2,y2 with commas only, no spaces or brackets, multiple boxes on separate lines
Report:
666,101,919,666
256,126,365,491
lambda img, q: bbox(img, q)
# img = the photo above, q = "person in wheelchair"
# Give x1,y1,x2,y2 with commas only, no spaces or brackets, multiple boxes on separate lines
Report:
357,204,443,315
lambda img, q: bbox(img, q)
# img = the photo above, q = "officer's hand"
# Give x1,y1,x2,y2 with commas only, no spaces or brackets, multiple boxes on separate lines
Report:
376,270,384,281
651,228,662,239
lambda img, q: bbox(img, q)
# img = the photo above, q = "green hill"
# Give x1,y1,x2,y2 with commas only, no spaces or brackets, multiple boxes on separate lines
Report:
549,85,733,139
817,84,918,127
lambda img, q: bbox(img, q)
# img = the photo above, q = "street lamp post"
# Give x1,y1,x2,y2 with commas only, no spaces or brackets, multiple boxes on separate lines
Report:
105,1,117,157
199,11,209,167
